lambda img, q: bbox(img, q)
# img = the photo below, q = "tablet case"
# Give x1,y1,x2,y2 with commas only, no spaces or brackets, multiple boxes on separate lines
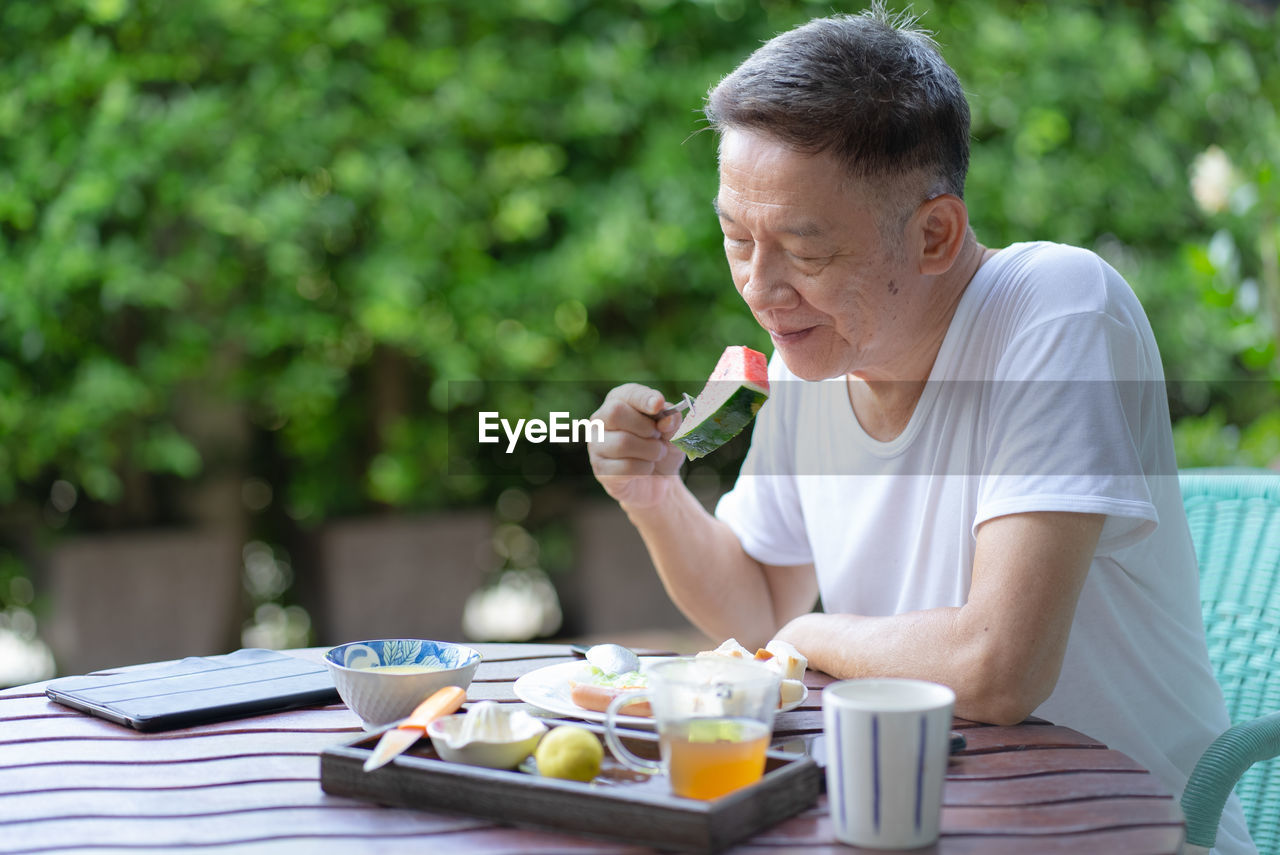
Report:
45,648,339,731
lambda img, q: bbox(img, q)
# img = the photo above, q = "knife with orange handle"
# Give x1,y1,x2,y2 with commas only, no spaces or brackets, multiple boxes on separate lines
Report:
362,685,467,772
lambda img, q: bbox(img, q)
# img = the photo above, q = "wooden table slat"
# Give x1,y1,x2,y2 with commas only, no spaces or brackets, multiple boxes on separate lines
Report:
947,747,1146,778
0,808,492,854
943,770,1177,805
0,758,323,802
953,724,1105,752
473,656,584,682
942,796,1185,834
739,801,1186,849
770,709,824,735
0,729,360,767
800,826,1189,855
0,704,360,743
0,780,336,824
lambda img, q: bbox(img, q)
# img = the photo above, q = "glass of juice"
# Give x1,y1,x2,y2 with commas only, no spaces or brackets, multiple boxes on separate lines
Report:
603,657,780,800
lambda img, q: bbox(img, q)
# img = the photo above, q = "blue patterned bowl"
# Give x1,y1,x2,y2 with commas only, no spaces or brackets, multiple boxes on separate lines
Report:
324,639,482,728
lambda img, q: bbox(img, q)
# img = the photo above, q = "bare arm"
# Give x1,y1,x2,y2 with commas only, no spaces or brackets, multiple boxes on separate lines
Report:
589,384,818,647
624,485,818,648
775,511,1104,725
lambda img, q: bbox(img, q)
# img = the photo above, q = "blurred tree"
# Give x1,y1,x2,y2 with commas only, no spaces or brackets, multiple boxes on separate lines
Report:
935,0,1279,461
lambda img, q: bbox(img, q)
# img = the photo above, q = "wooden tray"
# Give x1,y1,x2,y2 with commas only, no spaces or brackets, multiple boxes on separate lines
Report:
320,724,822,853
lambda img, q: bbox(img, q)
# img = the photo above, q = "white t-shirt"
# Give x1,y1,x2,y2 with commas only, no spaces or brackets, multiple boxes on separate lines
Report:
717,242,1253,854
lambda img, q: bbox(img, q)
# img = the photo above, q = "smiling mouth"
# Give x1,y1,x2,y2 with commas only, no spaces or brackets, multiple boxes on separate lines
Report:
768,326,815,343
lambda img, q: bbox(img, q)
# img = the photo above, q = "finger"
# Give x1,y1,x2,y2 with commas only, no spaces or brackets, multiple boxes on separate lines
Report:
597,383,670,422
655,441,687,476
591,455,661,480
589,430,669,465
606,383,670,418
594,389,666,438
653,410,684,438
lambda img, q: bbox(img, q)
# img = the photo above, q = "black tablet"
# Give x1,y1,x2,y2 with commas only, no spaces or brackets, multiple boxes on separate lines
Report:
45,648,339,732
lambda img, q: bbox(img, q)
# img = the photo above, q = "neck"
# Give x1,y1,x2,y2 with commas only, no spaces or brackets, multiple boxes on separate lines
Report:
847,233,994,441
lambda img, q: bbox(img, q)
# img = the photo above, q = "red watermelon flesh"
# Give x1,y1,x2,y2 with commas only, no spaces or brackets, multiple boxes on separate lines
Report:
670,346,770,460
708,346,768,388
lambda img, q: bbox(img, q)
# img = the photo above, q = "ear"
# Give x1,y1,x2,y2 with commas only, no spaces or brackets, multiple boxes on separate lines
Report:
913,194,969,276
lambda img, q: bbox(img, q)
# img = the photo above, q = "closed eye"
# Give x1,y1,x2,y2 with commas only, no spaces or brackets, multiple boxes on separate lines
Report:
790,252,834,270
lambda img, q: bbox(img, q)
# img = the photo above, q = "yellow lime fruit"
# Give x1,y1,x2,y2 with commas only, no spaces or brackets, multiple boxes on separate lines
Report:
534,725,603,782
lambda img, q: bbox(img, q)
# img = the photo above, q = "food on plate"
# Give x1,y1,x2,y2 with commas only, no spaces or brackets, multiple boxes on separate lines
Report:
567,637,808,717
778,677,807,707
696,637,808,703
696,637,755,661
568,666,652,716
763,639,808,682
670,346,770,460
535,725,603,782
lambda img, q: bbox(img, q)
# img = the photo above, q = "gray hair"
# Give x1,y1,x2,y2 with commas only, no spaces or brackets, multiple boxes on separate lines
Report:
705,5,970,202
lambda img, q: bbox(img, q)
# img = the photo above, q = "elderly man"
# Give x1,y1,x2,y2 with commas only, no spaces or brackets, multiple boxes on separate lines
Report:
588,8,1253,854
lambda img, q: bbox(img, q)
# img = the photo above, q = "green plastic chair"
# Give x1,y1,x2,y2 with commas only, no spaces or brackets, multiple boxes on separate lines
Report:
1178,467,1280,853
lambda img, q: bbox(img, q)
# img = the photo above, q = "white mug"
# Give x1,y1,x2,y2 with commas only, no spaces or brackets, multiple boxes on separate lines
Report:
823,678,956,849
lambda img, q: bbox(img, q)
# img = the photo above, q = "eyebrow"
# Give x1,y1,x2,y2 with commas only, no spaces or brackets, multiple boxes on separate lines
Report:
712,197,826,238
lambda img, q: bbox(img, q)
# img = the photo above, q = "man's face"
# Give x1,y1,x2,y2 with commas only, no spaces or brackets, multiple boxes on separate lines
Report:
716,129,928,382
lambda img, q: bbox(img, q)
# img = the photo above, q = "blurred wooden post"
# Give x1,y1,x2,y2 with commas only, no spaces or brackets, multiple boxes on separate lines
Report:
315,512,492,645
560,499,700,638
44,529,242,675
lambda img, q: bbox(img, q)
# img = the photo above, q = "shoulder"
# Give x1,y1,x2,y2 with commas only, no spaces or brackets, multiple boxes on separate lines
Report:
1000,240,1106,274
966,242,1162,381
943,242,1159,380
984,241,1138,322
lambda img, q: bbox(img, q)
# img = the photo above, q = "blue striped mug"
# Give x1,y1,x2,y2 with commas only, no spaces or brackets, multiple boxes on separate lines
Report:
823,679,956,849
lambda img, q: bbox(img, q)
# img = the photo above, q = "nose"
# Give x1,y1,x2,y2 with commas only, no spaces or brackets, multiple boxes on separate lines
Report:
736,245,796,313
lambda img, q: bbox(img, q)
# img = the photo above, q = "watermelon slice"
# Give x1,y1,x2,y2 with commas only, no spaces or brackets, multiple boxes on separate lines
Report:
669,346,770,460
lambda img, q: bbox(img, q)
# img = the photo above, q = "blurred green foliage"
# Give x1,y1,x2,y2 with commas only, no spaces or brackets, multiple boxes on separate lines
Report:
942,0,1280,464
0,0,1277,537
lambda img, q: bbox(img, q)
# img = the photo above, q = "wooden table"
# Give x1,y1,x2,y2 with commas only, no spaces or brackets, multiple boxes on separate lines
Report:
0,643,1185,853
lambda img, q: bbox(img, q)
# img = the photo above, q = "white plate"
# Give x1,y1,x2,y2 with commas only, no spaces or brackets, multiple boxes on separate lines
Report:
512,657,808,730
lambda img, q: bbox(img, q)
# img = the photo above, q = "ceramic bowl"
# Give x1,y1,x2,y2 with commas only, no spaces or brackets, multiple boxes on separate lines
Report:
427,705,547,770
324,639,482,729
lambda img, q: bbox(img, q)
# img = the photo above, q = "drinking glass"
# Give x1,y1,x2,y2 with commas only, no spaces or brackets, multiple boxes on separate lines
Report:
603,656,781,800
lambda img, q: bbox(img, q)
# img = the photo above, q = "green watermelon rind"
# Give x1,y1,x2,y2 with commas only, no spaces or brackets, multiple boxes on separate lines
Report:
670,383,769,460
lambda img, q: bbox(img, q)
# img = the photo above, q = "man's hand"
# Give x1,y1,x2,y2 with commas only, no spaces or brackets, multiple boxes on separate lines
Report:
588,384,687,509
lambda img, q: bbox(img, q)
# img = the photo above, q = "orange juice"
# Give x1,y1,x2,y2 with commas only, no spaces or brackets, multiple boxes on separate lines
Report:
660,717,770,800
